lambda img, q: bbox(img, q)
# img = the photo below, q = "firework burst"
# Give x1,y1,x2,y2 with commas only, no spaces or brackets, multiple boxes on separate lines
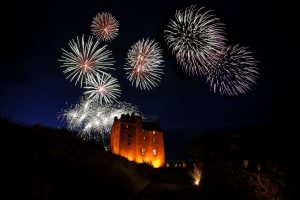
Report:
84,73,121,104
124,38,164,90
206,45,259,95
164,5,226,76
59,99,142,146
59,35,114,87
91,12,119,42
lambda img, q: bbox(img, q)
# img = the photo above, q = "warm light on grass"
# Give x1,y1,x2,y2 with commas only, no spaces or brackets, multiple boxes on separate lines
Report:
191,163,202,186
194,180,200,186
152,160,162,168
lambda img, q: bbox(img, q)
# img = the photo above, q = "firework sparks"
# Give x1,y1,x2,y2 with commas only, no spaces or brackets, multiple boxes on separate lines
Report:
59,99,142,145
206,45,259,95
124,38,164,90
84,73,121,105
91,12,119,42
59,35,114,87
192,163,203,186
164,5,226,76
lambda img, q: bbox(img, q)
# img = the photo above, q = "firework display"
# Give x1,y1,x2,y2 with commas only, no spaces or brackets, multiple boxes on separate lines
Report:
206,45,259,95
58,5,260,146
84,73,121,105
124,38,164,90
91,12,119,42
60,99,142,144
59,35,114,87
165,5,226,76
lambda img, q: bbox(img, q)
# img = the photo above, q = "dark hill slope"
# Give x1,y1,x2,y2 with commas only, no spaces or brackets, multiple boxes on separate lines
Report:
2,119,150,200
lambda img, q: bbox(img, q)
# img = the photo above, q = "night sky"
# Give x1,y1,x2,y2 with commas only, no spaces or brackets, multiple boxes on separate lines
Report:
1,0,294,144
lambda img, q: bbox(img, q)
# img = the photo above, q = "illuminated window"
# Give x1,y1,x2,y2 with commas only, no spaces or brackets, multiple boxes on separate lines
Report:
153,149,157,156
143,136,146,141
142,129,145,132
141,148,145,156
152,137,156,143
126,125,128,128
152,131,156,134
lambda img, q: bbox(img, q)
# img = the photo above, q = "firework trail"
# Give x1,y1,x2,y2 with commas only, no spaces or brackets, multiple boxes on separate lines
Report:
124,38,164,90
91,12,119,42
206,45,259,95
84,73,121,105
59,35,114,87
164,5,226,76
59,99,142,148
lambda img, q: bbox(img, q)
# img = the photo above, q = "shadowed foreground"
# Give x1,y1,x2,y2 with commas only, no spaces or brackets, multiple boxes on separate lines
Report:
3,119,151,200
3,118,295,200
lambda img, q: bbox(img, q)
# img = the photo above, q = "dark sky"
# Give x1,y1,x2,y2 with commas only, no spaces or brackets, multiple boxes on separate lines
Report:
0,0,294,138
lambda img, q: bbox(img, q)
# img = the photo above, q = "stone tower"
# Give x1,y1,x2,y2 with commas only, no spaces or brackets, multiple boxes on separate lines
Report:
110,113,165,168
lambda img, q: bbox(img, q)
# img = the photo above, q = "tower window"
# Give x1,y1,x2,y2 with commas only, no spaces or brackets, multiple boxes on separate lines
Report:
153,149,157,156
126,125,128,128
143,136,146,141
152,131,156,134
141,148,145,156
153,137,156,143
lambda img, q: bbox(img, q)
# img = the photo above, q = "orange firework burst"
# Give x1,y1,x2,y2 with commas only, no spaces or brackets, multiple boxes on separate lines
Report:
91,12,119,42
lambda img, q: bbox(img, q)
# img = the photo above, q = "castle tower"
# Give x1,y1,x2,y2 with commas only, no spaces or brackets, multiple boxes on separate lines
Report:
110,113,165,168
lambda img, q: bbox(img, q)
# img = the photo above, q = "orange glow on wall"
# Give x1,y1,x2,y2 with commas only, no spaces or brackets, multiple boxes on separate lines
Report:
110,113,165,168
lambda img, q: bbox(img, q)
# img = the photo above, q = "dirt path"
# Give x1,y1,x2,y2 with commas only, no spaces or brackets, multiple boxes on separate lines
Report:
136,169,201,200
137,182,198,200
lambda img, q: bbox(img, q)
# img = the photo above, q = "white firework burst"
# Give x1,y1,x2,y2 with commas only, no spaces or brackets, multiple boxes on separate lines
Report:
84,73,121,105
164,5,226,76
59,99,142,146
124,38,164,90
91,12,119,42
206,44,259,95
59,35,114,87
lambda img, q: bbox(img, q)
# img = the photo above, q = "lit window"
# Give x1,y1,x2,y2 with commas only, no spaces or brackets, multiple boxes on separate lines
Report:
141,148,145,156
153,149,157,156
142,129,145,132
126,125,128,128
152,138,156,143
143,136,146,141
152,131,156,134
